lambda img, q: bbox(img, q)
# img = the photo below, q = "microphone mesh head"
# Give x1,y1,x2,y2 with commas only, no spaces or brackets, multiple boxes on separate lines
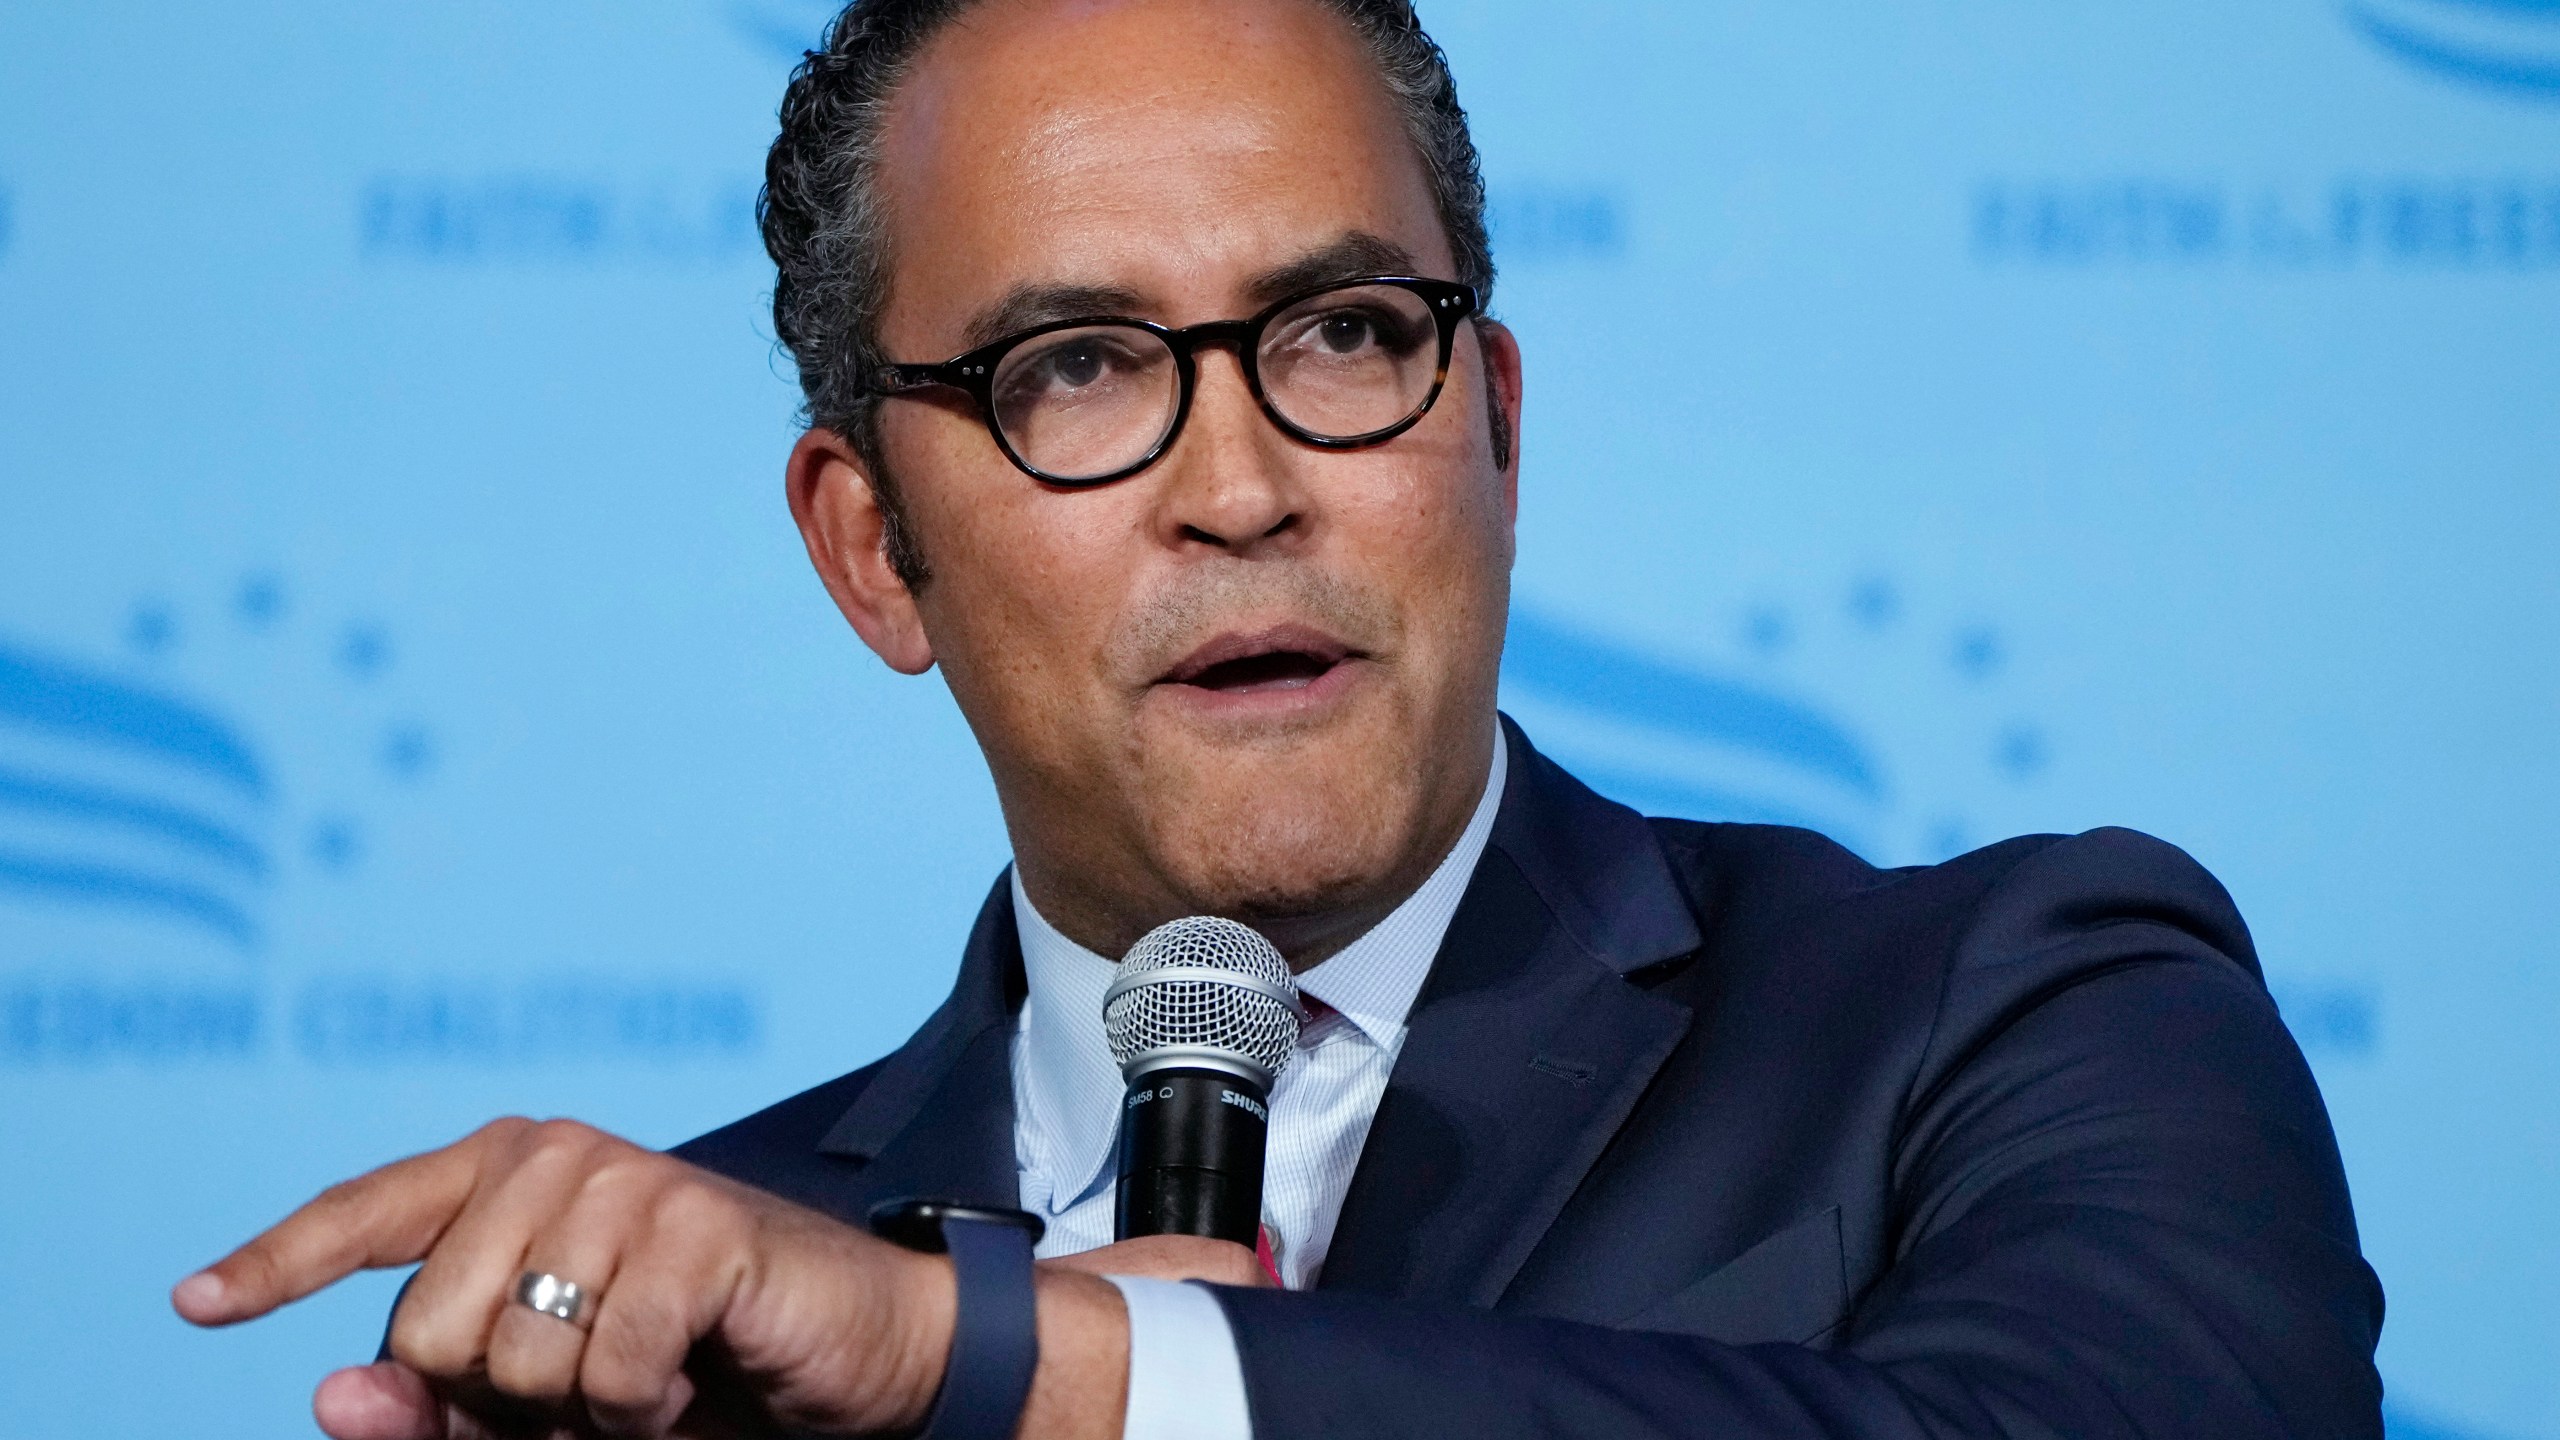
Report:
1103,916,1300,1084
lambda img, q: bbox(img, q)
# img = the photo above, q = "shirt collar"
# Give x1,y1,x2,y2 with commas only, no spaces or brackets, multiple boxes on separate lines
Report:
1010,870,1128,1214
1010,728,1510,1211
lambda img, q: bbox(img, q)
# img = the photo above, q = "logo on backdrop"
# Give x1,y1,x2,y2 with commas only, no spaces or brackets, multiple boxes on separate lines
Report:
1500,593,2376,1059
1501,586,2041,867
0,579,420,959
1,637,278,952
2347,0,2560,98
1,578,757,1067
1974,176,2560,270
358,172,1626,269
361,177,761,265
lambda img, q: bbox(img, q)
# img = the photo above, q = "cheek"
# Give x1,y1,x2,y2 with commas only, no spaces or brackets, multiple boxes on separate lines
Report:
1343,451,1513,621
1353,351,1512,567
1343,456,1514,729
892,422,1141,718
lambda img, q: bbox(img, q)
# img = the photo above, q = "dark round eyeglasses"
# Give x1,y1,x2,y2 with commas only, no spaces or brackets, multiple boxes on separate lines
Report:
859,275,1482,487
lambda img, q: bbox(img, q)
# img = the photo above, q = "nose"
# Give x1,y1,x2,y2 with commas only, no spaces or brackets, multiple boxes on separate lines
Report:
1149,345,1309,557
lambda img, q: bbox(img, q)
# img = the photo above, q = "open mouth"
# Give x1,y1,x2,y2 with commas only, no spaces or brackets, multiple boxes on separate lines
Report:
1159,625,1357,696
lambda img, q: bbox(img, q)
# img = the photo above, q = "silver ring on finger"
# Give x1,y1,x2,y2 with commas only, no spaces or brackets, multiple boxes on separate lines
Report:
512,1270,596,1330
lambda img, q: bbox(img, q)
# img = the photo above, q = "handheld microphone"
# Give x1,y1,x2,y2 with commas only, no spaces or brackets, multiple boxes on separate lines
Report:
1103,916,1301,1246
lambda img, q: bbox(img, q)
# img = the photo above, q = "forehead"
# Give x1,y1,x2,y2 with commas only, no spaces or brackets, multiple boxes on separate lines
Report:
873,0,1449,334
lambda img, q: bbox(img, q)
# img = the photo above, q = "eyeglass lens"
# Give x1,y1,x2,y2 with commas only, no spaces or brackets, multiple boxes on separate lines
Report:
986,283,1444,483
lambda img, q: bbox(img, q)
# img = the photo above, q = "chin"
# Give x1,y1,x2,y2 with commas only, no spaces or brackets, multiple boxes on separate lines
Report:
1146,754,1421,923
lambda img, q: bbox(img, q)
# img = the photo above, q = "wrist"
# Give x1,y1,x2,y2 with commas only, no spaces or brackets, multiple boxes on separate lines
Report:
881,1245,962,1432
767,1230,957,1433
1018,1266,1133,1440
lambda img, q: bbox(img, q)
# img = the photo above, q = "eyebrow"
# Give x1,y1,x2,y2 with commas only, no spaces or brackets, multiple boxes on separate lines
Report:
954,231,1426,352
1241,232,1421,308
960,283,1152,351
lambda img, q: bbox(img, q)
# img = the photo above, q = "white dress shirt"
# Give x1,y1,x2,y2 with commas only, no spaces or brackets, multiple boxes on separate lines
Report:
1008,730,1508,1440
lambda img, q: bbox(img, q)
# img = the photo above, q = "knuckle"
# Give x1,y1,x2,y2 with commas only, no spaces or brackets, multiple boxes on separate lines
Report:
584,1147,654,1190
525,1118,629,1179
577,1353,657,1417
471,1115,540,1165
653,1178,739,1236
302,1173,374,1227
580,1307,675,1413
578,1153,668,1214
516,1118,581,1164
385,1312,474,1379
482,1332,572,1404
529,1116,599,1149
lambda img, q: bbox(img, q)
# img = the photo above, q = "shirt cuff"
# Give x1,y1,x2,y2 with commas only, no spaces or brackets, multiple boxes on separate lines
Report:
1102,1275,1254,1440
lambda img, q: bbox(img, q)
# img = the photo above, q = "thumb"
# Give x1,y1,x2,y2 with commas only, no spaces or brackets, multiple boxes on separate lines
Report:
314,1362,445,1440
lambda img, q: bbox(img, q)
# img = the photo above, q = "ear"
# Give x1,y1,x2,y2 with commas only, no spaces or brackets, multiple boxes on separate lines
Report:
1475,318,1524,521
786,427,936,675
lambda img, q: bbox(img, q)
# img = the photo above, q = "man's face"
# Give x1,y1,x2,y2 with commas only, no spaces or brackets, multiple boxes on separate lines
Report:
794,0,1520,961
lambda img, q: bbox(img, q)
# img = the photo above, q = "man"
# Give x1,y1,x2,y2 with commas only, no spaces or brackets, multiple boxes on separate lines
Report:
174,0,2387,1435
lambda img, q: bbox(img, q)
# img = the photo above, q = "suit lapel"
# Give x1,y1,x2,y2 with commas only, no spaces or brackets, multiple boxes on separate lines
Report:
811,874,1025,1217
794,720,1705,1291
1321,719,1704,1306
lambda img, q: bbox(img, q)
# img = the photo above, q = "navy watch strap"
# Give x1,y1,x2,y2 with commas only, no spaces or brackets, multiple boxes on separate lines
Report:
867,1200,1044,1440
924,1216,1040,1440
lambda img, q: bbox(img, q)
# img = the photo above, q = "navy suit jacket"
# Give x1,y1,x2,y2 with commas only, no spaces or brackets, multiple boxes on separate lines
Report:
678,719,2384,1438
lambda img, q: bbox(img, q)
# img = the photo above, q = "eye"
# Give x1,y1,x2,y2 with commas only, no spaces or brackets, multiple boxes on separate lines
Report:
1276,302,1426,361
1040,338,1112,387
1315,312,1378,355
996,330,1159,406
1034,333,1116,384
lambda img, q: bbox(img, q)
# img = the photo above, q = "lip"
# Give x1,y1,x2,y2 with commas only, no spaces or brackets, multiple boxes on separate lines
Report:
1149,622,1370,718
1158,623,1356,686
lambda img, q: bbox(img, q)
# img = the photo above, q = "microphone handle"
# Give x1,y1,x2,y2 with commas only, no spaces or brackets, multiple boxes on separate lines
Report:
1114,1066,1270,1247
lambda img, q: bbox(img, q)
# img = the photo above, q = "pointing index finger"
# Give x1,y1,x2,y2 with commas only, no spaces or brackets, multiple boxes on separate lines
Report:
173,1125,508,1328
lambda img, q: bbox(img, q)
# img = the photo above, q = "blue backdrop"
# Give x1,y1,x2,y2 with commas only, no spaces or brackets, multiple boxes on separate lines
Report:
2,2,2554,1435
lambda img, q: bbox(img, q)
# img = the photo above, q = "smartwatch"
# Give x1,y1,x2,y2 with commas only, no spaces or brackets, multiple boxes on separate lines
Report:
867,1198,1047,1440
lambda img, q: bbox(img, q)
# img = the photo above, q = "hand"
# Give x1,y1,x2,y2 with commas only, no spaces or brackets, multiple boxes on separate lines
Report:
170,1117,965,1439
1045,1234,1275,1288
